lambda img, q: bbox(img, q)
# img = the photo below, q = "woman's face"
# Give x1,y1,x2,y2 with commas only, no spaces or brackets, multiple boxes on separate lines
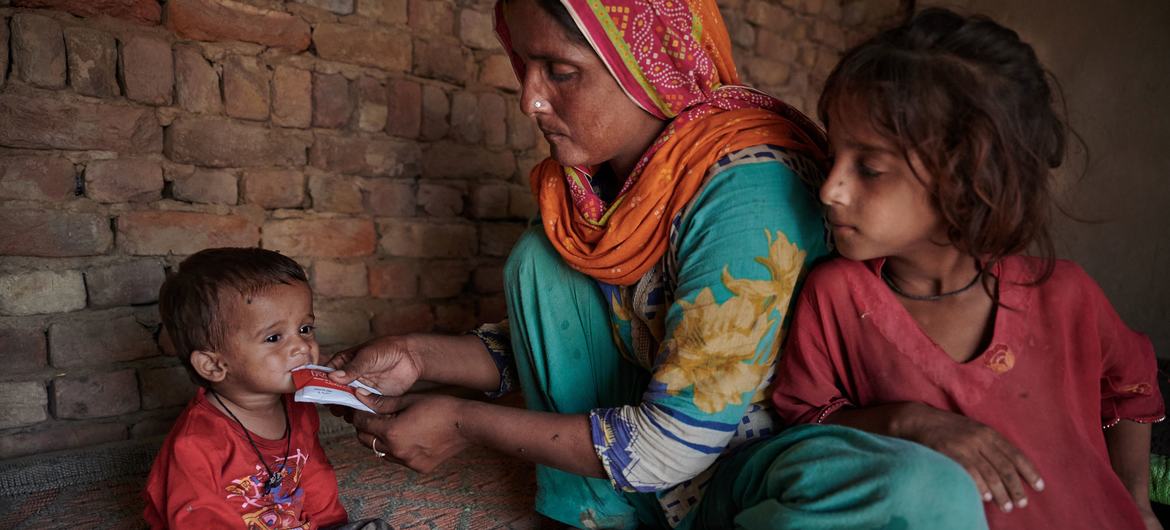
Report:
503,0,663,174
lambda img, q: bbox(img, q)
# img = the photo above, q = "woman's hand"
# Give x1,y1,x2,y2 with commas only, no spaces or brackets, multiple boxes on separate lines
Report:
1139,505,1163,530
351,392,470,473
893,402,1045,514
326,335,424,396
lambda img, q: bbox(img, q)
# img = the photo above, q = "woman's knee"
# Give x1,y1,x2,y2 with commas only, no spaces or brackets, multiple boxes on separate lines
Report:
503,225,559,289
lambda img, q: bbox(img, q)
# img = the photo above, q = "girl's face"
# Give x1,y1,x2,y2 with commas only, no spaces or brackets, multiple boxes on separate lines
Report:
820,117,946,262
503,0,663,173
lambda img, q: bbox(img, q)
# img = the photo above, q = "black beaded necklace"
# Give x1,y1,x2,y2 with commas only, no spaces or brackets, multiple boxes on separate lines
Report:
209,390,291,495
881,267,982,302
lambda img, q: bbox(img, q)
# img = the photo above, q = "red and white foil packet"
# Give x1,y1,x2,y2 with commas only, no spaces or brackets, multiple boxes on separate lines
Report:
292,364,383,413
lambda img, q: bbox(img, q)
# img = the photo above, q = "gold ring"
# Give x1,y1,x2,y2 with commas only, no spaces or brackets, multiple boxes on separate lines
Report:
371,437,386,458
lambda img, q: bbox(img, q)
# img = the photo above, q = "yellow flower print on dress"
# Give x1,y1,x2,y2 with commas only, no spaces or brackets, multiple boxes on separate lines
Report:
658,231,806,413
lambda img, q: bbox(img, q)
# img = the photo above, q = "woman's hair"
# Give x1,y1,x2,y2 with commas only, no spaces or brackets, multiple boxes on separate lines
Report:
507,0,589,46
819,7,1067,284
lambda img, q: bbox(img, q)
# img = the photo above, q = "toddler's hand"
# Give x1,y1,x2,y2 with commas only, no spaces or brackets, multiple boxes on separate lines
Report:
896,402,1044,514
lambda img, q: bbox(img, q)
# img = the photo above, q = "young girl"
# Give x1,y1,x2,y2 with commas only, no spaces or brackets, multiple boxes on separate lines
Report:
771,8,1164,530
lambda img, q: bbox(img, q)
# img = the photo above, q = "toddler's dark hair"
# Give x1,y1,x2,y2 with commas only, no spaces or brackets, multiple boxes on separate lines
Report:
158,248,308,387
819,7,1067,283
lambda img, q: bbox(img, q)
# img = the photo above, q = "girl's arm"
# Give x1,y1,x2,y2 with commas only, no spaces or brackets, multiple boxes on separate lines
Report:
1105,420,1157,517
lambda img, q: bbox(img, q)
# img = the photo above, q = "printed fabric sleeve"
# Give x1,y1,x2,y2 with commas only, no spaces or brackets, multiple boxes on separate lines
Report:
469,320,515,398
1082,267,1167,428
150,439,243,528
769,271,855,426
589,158,828,492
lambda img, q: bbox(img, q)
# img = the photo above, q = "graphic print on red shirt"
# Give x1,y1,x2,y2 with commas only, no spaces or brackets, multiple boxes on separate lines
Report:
143,388,348,529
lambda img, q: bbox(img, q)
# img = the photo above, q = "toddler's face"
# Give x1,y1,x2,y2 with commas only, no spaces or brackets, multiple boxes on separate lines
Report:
220,281,319,394
819,117,945,262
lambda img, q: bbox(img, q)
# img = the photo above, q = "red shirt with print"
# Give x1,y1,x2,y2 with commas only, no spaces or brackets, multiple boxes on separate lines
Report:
143,388,347,529
772,256,1164,530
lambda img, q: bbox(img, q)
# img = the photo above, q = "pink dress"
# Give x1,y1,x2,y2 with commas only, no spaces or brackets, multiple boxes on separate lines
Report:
772,256,1164,529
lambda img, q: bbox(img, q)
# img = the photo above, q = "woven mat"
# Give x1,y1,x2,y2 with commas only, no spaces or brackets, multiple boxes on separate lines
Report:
0,433,538,530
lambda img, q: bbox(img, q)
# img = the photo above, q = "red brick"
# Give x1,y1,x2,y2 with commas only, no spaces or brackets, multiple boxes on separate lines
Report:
469,182,509,219
450,92,482,143
273,66,312,128
423,142,515,179
300,0,354,14
242,168,305,209
166,0,311,52
172,168,238,205
0,421,126,460
223,55,270,120
413,37,470,84
313,23,411,72
0,381,48,428
363,179,414,217
13,0,162,25
356,77,388,132
120,35,174,105
378,219,476,258
0,210,112,258
386,78,422,138
433,301,476,332
368,260,417,299
49,314,157,368
263,218,376,257
140,366,197,409
0,156,76,201
409,0,453,33
315,308,370,346
117,211,258,255
173,44,221,114
746,0,789,26
509,184,537,218
478,294,507,323
756,29,799,63
417,183,463,217
473,264,504,293
64,27,119,97
312,260,367,297
85,260,165,308
420,84,449,141
0,270,86,316
479,54,519,91
166,116,308,168
0,21,8,89
357,0,407,25
480,222,525,257
310,133,419,177
309,173,363,213
11,14,66,89
419,260,469,298
313,72,351,129
742,55,791,87
0,94,162,153
507,103,537,150
481,92,507,148
0,321,48,373
371,302,433,335
84,158,163,203
458,8,497,50
53,369,140,419
132,413,181,438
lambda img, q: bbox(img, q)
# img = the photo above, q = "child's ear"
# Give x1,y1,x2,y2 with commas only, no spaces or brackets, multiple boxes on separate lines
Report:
191,350,228,383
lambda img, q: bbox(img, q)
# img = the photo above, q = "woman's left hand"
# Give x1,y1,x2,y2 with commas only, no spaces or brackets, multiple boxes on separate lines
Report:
350,392,471,473
1138,504,1163,530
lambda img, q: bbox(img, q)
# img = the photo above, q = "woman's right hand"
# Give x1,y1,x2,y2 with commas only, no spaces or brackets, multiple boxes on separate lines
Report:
326,335,425,397
893,402,1045,514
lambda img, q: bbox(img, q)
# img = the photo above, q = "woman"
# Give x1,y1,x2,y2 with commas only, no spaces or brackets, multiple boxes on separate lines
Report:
328,0,985,527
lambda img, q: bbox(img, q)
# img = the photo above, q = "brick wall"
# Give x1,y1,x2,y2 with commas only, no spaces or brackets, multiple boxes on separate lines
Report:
0,0,904,460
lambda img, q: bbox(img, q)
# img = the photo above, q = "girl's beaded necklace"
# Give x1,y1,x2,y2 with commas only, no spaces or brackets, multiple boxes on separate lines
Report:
208,389,291,495
881,267,982,302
